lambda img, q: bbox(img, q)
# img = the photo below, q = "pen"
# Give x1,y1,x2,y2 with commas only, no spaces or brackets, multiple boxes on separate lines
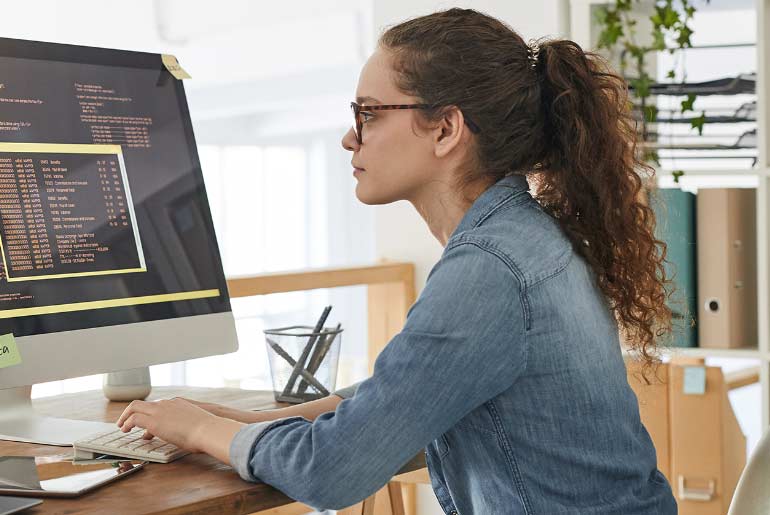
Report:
297,322,342,395
281,305,332,397
267,337,330,395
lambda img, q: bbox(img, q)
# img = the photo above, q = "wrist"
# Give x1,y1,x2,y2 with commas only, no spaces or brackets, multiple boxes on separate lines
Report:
246,410,276,424
197,415,245,463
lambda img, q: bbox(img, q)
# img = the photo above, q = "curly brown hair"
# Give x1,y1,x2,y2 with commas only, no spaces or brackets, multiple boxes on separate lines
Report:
381,8,672,369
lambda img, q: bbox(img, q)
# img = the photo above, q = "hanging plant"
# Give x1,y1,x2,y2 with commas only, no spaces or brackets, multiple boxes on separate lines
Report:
595,0,710,182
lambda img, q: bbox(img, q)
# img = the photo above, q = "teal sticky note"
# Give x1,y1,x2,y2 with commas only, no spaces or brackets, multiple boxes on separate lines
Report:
0,333,21,369
683,366,706,395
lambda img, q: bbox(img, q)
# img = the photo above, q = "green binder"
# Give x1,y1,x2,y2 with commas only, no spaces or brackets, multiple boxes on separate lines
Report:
651,189,697,347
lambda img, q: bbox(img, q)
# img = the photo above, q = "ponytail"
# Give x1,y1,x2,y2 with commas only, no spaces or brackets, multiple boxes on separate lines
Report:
534,40,671,369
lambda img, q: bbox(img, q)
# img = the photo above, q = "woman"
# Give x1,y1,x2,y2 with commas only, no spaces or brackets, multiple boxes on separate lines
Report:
117,8,677,514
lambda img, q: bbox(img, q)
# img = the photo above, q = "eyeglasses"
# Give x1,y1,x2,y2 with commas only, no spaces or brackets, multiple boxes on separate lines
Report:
350,101,481,145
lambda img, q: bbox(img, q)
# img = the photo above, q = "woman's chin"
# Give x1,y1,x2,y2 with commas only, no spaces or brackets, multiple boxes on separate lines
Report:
355,183,393,205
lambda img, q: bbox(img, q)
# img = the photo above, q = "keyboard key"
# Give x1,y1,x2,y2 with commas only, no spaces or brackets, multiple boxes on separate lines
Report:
74,428,189,463
149,444,178,455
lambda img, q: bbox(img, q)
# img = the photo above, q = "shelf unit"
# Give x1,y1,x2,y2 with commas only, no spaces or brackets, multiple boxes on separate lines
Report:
569,0,770,427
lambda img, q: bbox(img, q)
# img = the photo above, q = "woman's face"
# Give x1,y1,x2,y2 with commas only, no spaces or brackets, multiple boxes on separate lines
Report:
341,48,439,205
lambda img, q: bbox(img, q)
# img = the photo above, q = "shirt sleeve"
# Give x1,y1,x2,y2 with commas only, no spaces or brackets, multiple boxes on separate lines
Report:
228,241,529,510
332,382,361,400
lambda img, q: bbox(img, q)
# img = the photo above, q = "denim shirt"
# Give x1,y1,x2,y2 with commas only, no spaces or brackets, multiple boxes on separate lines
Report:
230,174,677,514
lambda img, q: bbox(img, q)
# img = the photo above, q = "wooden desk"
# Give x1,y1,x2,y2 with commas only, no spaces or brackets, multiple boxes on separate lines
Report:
0,386,425,515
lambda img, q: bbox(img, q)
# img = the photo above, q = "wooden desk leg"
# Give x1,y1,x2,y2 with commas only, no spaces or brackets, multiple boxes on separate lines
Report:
249,501,314,515
338,483,398,515
338,492,377,515
387,482,406,515
338,500,365,515
401,483,416,515
362,495,377,515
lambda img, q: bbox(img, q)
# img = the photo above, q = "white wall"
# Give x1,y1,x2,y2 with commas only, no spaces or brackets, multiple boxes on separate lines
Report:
367,2,569,512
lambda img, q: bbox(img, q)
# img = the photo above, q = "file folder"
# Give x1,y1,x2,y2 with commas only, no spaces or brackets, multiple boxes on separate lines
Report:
696,188,757,349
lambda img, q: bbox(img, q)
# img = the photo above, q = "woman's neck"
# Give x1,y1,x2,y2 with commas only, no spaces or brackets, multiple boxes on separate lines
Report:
408,179,491,247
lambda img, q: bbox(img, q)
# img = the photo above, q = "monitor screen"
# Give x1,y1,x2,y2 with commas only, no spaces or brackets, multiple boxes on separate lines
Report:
0,37,230,338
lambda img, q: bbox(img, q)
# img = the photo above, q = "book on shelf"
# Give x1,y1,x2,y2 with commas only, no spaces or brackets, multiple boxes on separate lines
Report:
651,188,698,348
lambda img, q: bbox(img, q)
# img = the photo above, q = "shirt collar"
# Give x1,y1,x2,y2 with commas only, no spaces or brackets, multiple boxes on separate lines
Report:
449,174,530,240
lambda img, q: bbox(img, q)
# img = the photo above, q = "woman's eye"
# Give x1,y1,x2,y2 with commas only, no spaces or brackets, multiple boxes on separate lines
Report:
360,111,375,123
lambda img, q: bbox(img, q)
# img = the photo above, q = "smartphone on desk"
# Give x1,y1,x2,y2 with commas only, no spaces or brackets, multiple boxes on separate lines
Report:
0,456,145,498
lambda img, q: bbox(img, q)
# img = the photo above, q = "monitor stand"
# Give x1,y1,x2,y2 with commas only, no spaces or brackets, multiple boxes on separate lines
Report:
0,385,115,446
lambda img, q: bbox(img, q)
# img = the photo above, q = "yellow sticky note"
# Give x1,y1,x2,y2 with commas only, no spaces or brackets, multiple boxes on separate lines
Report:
0,333,21,369
161,54,192,80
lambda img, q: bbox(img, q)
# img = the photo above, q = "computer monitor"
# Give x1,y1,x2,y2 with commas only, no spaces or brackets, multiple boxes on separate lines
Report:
0,37,238,445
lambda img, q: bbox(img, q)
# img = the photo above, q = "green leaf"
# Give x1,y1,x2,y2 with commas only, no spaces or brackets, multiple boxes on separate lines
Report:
652,29,666,51
606,9,621,24
667,69,676,79
643,149,661,167
680,93,696,112
644,105,659,123
630,75,652,99
598,23,624,48
690,112,706,135
676,25,693,48
629,45,646,59
654,5,680,29
595,6,608,24
663,7,680,28
672,170,685,183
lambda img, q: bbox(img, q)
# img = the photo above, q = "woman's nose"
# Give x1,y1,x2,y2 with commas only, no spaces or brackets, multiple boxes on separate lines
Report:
341,127,359,152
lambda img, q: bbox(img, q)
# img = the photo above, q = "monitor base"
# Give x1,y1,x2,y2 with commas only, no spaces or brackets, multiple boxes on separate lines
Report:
103,367,152,402
0,385,115,446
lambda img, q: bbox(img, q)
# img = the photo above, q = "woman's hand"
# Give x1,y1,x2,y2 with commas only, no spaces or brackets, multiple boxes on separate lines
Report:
173,398,229,418
116,397,237,455
174,397,269,424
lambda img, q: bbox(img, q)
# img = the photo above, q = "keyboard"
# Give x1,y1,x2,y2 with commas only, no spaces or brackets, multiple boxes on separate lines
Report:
73,427,190,463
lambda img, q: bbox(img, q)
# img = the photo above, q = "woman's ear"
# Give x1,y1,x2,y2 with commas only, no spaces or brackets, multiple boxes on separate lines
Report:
434,106,468,159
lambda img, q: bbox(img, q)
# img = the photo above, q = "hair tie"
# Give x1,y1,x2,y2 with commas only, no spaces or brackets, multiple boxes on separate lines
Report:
526,39,540,69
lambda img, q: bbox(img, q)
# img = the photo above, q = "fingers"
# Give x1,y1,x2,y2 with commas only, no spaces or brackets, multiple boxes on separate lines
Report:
121,412,151,433
116,400,157,429
142,430,155,440
177,397,203,408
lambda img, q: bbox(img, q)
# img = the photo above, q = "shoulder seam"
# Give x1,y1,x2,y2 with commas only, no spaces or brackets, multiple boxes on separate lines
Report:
474,189,530,229
528,247,574,288
444,239,531,331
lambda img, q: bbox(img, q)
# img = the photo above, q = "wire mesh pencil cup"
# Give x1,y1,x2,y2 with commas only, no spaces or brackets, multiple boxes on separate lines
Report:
264,325,343,404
